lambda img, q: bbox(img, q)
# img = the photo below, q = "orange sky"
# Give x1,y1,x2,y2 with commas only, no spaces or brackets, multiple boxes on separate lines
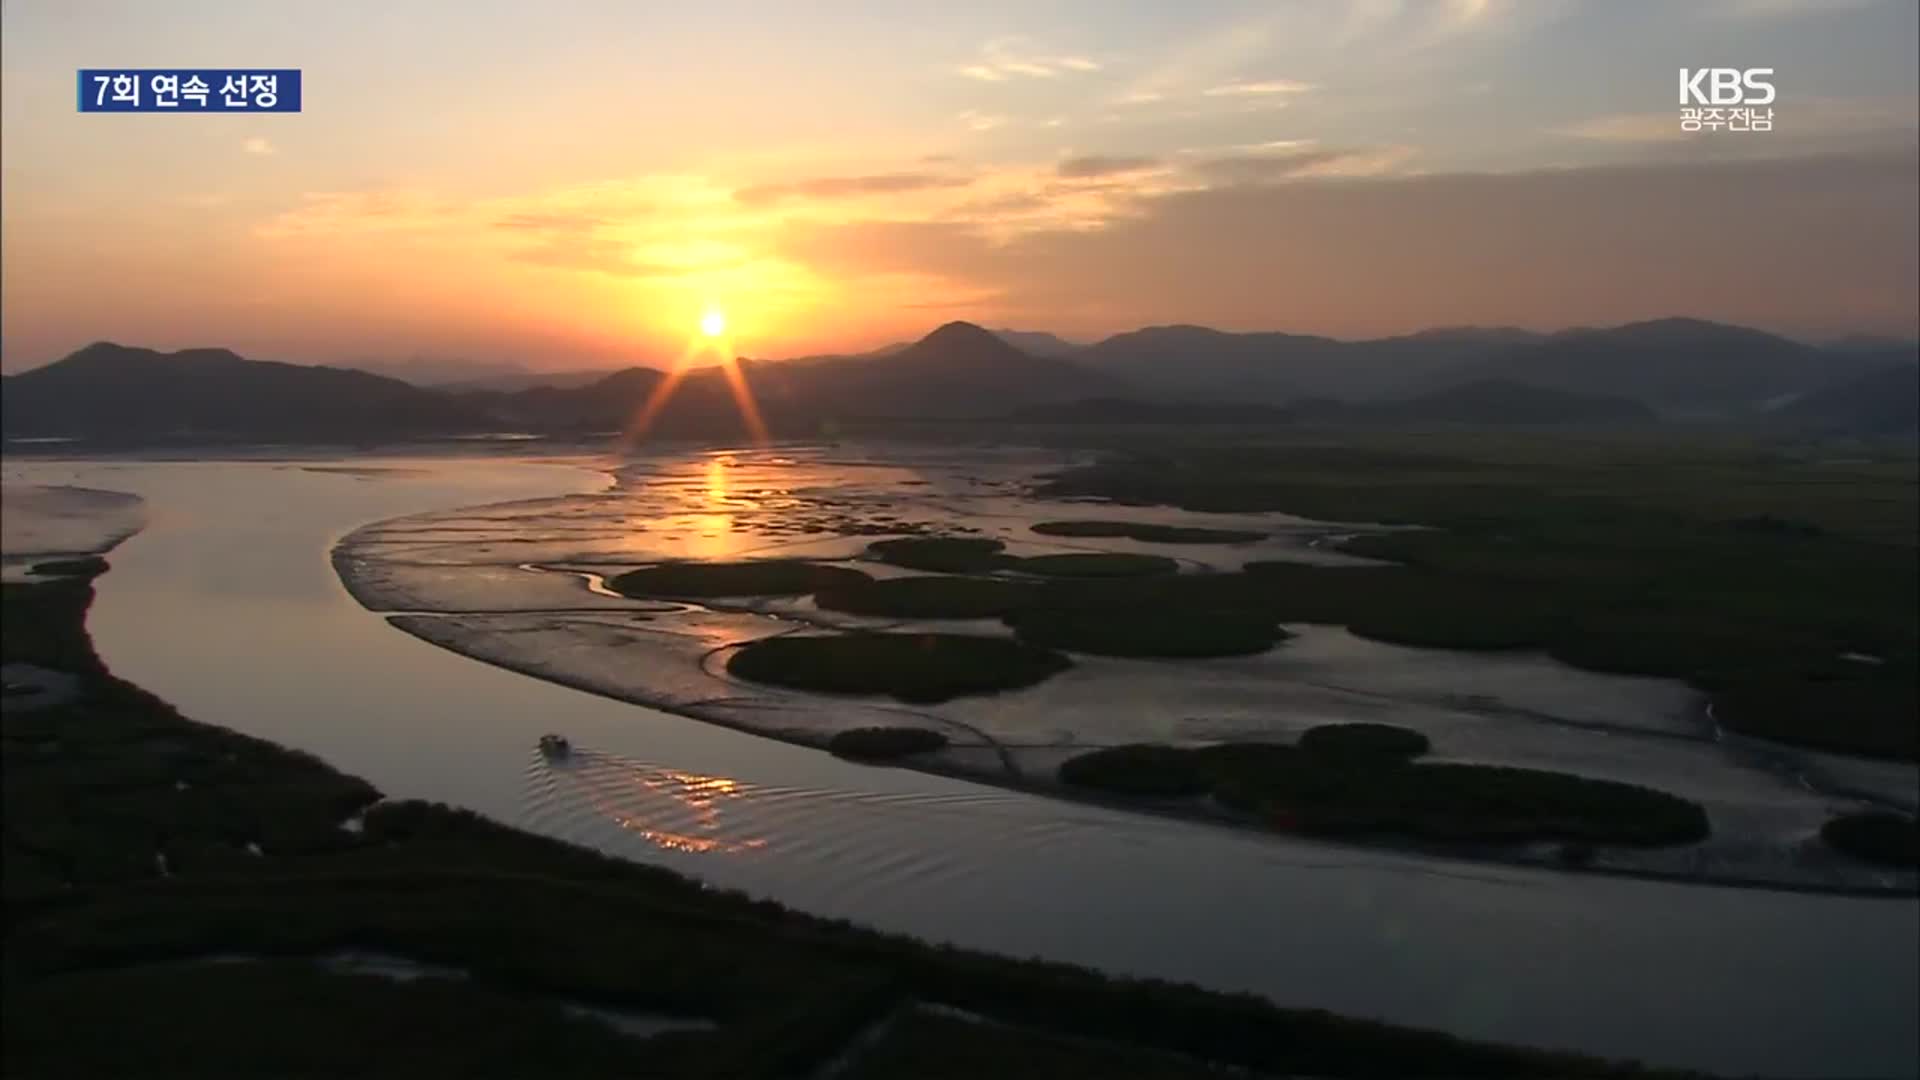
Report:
3,1,1916,372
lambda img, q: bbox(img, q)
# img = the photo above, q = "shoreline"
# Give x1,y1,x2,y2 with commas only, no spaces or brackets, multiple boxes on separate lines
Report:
3,560,1695,1078
369,602,1919,901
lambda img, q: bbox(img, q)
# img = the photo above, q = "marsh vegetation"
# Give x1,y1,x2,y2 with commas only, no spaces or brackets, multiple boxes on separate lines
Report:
726,632,1072,703
1058,725,1710,848
5,575,1681,1078
1031,520,1266,544
1041,439,1918,760
1821,812,1920,868
609,560,871,598
826,726,952,759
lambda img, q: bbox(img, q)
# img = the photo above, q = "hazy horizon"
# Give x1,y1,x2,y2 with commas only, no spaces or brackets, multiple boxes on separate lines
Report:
4,0,1918,373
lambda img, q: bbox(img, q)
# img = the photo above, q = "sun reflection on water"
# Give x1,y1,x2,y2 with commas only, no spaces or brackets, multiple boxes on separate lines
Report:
555,754,768,856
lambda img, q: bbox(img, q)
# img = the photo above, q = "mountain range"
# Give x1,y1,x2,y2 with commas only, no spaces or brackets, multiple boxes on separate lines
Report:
3,318,1912,445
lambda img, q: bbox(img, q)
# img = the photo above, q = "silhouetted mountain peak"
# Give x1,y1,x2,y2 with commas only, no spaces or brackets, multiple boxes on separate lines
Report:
1576,317,1795,348
990,328,1083,357
5,342,484,442
38,342,253,375
918,321,1004,347
897,321,1031,365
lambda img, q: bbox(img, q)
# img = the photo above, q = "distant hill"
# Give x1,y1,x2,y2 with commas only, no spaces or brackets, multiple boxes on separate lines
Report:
8,320,1911,446
1069,317,1902,414
990,329,1084,357
1007,380,1651,429
1375,379,1655,425
349,355,535,387
453,322,1115,434
789,321,1116,420
1007,397,1295,425
0,343,485,443
1822,334,1919,353
436,368,628,393
1438,318,1872,413
1776,358,1919,434
1072,325,1533,402
0,325,1116,444
1392,326,1547,347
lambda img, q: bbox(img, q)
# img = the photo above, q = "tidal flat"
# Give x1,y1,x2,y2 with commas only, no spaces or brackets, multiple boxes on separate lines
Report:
7,448,1918,1076
332,441,1919,894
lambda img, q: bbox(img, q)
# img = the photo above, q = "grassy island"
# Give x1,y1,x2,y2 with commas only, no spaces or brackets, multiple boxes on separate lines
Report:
1012,552,1180,578
726,632,1071,703
1821,812,1920,868
1007,605,1286,658
28,555,110,577
0,567,1723,1077
866,536,1012,573
1059,726,1710,848
608,560,871,598
1297,722,1433,762
826,727,952,759
1040,439,1918,761
815,575,1038,619
1031,521,1266,544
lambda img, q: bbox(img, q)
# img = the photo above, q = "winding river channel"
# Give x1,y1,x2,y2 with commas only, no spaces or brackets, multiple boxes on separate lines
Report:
7,451,1916,1078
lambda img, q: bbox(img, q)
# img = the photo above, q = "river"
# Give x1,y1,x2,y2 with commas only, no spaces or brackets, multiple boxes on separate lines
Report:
7,452,1915,1078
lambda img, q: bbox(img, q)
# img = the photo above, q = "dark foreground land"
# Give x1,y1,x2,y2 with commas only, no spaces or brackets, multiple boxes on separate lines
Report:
0,571,1700,1078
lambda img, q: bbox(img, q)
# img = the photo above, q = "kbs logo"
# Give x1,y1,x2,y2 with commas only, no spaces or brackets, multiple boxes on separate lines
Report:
1678,68,1775,133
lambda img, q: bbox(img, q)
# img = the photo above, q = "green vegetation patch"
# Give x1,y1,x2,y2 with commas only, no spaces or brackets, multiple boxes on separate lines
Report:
1007,605,1286,658
1057,745,1214,798
5,960,695,1080
1821,812,1920,868
1013,553,1180,579
1238,762,1712,846
29,555,110,577
0,572,1713,1080
1061,733,1708,847
1045,440,1919,760
840,1008,1228,1080
866,536,1012,573
816,575,1037,619
1711,677,1918,761
826,727,951,760
727,632,1070,704
1297,723,1432,763
608,560,871,598
1031,520,1266,544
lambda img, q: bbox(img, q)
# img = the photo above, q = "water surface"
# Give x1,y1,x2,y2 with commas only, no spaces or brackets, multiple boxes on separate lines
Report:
7,453,1915,1078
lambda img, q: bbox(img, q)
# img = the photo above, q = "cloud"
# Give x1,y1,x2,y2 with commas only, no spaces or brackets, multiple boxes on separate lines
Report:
1554,113,1694,143
1201,79,1316,97
786,149,1916,341
1192,145,1415,184
492,212,612,230
1056,155,1163,179
1709,0,1878,17
242,137,274,155
733,172,972,206
957,110,1006,132
956,37,1099,81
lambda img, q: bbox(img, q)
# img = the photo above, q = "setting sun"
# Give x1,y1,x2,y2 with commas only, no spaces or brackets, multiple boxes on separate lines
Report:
700,308,727,338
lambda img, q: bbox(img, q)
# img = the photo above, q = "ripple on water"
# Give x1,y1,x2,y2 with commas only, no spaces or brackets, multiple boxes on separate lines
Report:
521,746,1070,892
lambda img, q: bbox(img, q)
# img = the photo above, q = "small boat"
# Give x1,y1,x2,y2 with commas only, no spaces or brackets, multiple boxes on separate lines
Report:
538,733,572,758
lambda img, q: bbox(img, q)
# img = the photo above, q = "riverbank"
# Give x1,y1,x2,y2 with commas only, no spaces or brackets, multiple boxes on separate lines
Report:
2,567,1689,1078
334,443,1915,897
19,453,1919,1077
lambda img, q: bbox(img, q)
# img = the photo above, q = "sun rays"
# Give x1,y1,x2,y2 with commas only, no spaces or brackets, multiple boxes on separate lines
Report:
622,307,770,450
